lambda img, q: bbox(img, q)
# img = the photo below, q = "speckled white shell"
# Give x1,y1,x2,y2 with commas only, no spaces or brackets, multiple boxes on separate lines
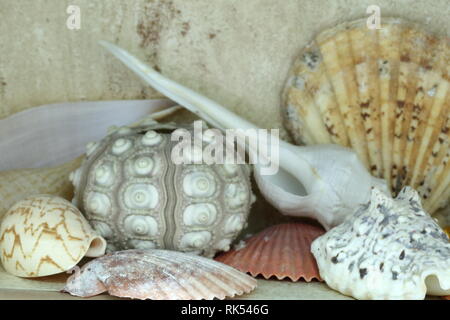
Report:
0,195,106,277
71,121,254,257
312,187,450,300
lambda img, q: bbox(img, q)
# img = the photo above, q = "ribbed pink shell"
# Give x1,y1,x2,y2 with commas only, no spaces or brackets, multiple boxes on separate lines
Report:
215,223,325,282
63,249,257,300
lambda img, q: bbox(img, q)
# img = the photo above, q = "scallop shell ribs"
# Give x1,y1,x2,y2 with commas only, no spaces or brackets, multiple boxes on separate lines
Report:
282,18,450,215
215,222,324,282
63,249,257,300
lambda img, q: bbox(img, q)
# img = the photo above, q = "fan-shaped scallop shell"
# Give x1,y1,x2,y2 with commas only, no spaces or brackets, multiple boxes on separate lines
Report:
63,249,257,300
282,18,450,216
215,222,324,282
0,195,106,277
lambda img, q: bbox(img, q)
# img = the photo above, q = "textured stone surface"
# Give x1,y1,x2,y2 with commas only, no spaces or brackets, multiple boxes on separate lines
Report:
1,0,449,139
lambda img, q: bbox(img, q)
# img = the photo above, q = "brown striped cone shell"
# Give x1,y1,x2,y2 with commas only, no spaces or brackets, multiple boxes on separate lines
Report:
70,121,254,257
282,17,450,219
0,195,106,277
63,249,257,300
215,222,325,282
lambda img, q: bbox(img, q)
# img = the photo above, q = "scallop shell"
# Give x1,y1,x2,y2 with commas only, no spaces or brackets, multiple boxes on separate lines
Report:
282,17,450,215
0,195,106,277
215,222,324,282
63,249,257,300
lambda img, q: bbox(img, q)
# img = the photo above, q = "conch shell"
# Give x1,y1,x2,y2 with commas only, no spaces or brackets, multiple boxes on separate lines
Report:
282,18,450,216
99,41,388,230
0,195,106,277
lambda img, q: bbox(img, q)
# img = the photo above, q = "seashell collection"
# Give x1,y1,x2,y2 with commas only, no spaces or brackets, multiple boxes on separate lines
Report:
100,16,450,300
1,12,450,301
0,195,106,277
63,249,257,300
215,222,324,282
70,120,254,257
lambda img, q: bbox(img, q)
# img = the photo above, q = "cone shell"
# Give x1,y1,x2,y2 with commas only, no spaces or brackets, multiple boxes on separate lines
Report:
63,249,257,300
215,223,324,282
0,195,106,277
282,17,450,215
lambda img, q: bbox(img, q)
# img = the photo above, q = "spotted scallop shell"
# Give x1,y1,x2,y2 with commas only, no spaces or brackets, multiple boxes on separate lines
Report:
215,222,324,282
282,17,450,218
71,121,254,257
63,249,257,300
0,195,106,277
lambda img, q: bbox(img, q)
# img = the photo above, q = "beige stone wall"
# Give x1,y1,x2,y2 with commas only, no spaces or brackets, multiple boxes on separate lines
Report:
1,0,449,137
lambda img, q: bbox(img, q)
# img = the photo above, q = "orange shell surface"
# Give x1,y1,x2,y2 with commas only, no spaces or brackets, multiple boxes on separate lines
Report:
215,222,325,282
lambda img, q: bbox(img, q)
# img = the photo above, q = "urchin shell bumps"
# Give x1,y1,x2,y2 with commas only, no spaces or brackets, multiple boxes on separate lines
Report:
282,17,450,215
70,122,254,257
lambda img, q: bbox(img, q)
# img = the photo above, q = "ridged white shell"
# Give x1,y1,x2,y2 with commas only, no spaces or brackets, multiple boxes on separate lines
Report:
282,18,450,216
63,249,257,300
0,195,106,277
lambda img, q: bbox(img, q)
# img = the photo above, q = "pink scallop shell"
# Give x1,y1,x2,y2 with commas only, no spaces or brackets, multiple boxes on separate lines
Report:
215,222,325,282
63,249,257,300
